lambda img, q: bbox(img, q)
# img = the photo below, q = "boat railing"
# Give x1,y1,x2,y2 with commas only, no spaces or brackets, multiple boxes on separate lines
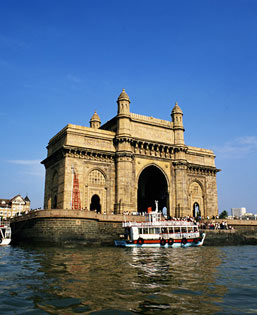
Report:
123,220,197,228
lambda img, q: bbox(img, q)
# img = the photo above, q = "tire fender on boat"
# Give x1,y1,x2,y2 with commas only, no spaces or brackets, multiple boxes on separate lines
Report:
168,238,174,245
160,239,166,246
137,238,144,245
182,238,187,245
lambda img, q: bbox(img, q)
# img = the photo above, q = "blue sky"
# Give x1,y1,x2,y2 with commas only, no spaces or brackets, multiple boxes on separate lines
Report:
0,0,257,213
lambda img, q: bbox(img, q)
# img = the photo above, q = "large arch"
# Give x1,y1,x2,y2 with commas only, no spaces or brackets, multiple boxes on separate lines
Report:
137,165,168,213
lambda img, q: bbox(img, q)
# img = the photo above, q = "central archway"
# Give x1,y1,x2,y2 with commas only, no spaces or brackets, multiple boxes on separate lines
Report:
137,165,168,213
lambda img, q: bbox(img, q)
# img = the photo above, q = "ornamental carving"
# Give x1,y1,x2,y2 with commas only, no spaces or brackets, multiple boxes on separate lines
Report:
88,170,106,186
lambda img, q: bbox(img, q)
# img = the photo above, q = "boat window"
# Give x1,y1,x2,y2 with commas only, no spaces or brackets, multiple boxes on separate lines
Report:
155,227,160,234
174,227,180,233
143,228,148,234
181,227,187,233
168,227,174,233
188,227,194,233
149,228,155,234
194,226,198,232
139,228,143,234
161,227,168,234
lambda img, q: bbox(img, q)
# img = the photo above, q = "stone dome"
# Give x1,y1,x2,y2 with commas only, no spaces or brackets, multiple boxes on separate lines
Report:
90,111,101,123
117,89,130,102
172,102,183,114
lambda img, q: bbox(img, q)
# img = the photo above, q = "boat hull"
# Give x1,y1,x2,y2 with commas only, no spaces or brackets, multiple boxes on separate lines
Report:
0,238,11,246
115,233,205,248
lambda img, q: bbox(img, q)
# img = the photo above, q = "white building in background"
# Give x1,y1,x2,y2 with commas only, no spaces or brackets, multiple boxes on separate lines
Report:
231,207,246,217
0,195,31,219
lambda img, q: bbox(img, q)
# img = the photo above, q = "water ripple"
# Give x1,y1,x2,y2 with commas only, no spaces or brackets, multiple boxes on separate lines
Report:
0,245,257,314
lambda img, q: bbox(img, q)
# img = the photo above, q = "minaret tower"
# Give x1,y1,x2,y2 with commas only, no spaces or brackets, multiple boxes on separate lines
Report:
171,102,185,145
171,102,187,218
115,89,134,214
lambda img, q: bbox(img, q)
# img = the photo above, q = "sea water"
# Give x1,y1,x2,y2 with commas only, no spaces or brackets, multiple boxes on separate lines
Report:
0,245,256,314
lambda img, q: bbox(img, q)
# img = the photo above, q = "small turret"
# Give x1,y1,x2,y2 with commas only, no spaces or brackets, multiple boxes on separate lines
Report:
117,89,130,115
90,111,101,129
116,89,131,137
171,102,183,127
171,102,184,145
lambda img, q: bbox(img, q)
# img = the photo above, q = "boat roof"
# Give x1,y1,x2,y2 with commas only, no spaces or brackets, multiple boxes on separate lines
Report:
123,220,198,228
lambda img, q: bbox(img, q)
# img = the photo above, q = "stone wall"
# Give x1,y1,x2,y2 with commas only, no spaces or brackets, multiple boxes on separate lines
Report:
11,218,124,246
203,230,257,246
11,210,126,246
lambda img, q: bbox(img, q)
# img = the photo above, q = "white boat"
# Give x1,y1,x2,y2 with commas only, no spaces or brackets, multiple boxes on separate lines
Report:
115,212,205,248
0,222,11,246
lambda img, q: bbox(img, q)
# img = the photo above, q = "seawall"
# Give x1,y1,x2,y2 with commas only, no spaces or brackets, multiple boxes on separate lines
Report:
10,210,257,246
11,209,131,246
200,219,257,246
203,230,257,246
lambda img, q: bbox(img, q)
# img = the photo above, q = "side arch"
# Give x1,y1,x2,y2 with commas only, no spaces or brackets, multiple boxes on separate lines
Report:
90,194,101,213
85,168,107,213
188,180,205,218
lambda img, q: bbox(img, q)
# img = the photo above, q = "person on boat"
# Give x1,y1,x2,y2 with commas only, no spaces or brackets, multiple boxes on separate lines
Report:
162,206,167,218
154,200,159,212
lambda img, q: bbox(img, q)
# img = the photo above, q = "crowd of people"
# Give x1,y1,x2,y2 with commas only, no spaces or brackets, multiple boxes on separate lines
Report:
199,221,233,230
164,215,234,230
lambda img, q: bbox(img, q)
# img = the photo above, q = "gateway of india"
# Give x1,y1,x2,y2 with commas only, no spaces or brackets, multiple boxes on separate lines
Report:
41,89,220,218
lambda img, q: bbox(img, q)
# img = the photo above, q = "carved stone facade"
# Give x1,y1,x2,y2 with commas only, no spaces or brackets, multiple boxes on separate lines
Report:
41,89,220,218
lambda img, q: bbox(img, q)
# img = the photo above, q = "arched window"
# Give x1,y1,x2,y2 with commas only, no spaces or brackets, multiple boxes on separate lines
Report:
190,182,202,197
88,170,105,185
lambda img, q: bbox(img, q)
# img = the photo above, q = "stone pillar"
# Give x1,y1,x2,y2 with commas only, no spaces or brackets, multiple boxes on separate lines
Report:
115,152,134,213
42,159,65,210
173,156,189,218
43,168,50,209
205,173,219,218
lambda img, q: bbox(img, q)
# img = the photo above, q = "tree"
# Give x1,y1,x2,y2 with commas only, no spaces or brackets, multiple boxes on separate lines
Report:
219,210,228,219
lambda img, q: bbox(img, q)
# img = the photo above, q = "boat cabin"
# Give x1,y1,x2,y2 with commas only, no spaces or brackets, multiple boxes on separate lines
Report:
127,224,199,242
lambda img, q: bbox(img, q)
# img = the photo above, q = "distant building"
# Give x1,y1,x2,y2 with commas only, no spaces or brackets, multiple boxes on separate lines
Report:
231,207,246,217
0,195,31,219
242,213,257,220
